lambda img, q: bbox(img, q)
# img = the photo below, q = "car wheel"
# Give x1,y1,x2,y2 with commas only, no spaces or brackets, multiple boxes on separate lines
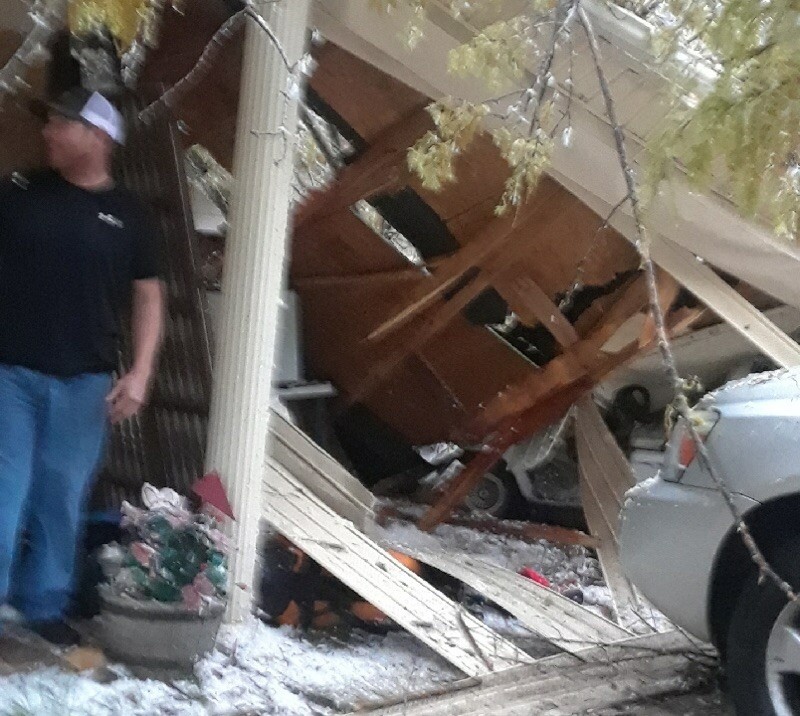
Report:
464,469,521,519
727,539,800,715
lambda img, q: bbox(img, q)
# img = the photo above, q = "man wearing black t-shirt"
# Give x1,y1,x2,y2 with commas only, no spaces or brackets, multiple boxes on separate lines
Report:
0,88,165,644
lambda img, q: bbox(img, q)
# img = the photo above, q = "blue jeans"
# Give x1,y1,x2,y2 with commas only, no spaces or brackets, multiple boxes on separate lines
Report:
0,365,111,621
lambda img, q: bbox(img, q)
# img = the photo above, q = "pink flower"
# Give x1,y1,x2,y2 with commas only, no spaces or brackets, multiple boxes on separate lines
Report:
193,573,215,597
181,584,202,611
130,541,156,568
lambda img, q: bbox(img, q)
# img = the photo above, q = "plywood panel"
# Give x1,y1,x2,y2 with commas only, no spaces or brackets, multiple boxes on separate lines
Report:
299,276,470,442
292,208,411,278
417,320,534,415
408,134,513,243
310,42,429,142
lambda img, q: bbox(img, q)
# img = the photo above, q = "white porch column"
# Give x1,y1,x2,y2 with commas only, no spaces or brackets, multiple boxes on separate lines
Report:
205,0,311,621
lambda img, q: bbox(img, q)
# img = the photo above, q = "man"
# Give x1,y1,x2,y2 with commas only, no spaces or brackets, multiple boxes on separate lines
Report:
0,88,165,645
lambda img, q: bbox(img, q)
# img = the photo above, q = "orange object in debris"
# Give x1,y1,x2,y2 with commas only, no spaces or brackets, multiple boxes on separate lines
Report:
272,547,421,629
388,550,422,575
351,600,388,624
277,600,301,627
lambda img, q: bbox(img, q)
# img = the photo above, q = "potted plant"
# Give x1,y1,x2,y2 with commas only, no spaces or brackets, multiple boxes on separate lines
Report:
97,484,229,669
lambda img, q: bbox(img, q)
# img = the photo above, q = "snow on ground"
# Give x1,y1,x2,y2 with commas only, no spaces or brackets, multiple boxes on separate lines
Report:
0,521,669,714
378,516,672,633
378,517,608,603
0,620,460,716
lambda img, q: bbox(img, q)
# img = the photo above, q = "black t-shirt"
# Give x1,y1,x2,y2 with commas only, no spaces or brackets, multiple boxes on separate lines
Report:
0,170,160,377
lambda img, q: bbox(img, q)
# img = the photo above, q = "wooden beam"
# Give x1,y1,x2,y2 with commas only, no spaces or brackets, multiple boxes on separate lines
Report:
292,264,433,290
418,377,593,532
366,183,560,343
468,274,648,439
418,314,654,534
494,273,579,348
651,238,800,368
667,305,713,335
294,102,433,230
347,199,564,405
572,275,639,338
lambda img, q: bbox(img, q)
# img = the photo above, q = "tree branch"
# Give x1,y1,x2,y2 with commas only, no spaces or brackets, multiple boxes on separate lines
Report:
578,4,798,604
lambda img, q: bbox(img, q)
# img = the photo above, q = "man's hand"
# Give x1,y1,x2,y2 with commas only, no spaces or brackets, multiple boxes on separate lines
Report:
107,370,151,424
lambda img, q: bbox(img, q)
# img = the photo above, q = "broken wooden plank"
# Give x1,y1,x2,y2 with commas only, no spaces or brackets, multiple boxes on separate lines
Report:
263,455,534,676
294,103,433,230
395,545,631,653
495,273,579,348
354,630,714,715
366,184,560,344
269,411,376,530
651,237,800,368
468,274,649,439
348,269,495,406
418,378,594,532
574,398,644,623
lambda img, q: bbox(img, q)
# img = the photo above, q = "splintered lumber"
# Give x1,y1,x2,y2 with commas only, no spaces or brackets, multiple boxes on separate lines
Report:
268,410,376,530
377,507,599,549
417,272,654,534
394,545,631,653
467,274,648,439
574,398,644,623
651,238,800,368
294,104,433,230
353,630,714,715
263,449,533,676
365,183,560,344
348,200,566,406
494,273,579,348
418,377,593,533
347,269,495,406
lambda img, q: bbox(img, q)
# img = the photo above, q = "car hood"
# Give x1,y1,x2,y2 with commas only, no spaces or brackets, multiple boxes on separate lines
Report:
699,366,800,407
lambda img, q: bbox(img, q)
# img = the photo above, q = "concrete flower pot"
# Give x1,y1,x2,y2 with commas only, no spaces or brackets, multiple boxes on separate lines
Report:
98,589,225,669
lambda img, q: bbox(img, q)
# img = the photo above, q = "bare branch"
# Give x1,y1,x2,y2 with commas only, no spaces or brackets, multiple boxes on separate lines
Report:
138,9,247,124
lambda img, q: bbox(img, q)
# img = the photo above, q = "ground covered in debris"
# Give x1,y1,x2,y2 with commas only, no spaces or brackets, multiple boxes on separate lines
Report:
0,524,712,715
378,514,667,632
0,620,460,715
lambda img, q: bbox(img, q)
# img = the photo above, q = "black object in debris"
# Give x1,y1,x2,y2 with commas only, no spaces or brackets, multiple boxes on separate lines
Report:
69,517,123,619
333,404,429,487
30,619,82,647
562,588,584,605
369,187,459,259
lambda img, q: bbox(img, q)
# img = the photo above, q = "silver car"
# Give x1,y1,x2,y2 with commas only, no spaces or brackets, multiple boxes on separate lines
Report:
620,368,800,716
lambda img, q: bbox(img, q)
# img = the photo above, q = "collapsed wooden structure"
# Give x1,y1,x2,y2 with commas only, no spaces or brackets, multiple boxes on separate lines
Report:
3,0,800,701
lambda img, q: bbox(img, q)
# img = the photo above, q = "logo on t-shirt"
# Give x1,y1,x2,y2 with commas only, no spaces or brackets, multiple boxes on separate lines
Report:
98,213,125,229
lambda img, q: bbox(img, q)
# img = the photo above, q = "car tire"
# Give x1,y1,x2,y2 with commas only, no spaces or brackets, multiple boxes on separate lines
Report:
464,469,522,519
726,538,800,715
